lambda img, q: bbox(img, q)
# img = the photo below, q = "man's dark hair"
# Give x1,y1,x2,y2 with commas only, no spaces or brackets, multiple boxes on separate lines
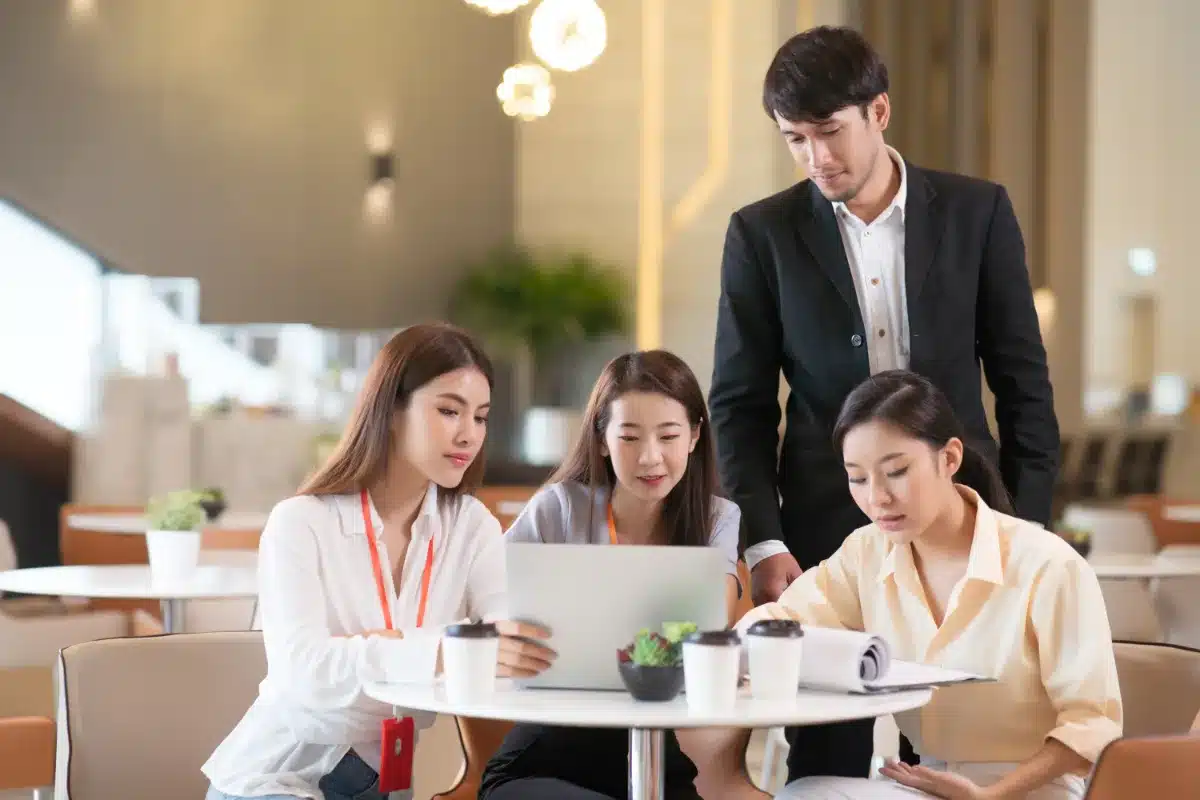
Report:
762,26,889,123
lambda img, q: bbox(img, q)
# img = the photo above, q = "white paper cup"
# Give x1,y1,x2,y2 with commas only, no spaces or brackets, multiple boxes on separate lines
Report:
682,630,742,715
442,623,500,704
746,619,804,701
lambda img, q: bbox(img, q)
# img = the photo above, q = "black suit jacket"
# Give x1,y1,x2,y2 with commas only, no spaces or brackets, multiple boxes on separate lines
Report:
709,163,1059,568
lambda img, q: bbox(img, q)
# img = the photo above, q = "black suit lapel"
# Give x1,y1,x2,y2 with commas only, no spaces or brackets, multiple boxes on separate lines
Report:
904,165,945,373
796,182,864,330
903,165,944,314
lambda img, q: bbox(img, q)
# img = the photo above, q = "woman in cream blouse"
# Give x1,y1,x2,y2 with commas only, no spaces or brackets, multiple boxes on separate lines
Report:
742,371,1121,800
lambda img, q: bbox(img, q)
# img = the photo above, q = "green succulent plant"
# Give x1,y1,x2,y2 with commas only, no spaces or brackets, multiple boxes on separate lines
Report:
146,490,207,532
618,621,698,667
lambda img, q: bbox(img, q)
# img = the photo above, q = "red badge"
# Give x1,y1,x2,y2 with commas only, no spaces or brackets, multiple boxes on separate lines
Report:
379,715,415,792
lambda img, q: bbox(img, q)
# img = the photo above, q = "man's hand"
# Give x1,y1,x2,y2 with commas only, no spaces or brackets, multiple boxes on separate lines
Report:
494,620,557,678
750,552,802,606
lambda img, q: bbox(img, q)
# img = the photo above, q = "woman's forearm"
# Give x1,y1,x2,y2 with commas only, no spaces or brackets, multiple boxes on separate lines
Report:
983,739,1090,799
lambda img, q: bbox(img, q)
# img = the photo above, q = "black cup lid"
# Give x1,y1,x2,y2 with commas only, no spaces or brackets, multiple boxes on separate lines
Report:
684,629,741,646
444,622,499,639
747,619,804,638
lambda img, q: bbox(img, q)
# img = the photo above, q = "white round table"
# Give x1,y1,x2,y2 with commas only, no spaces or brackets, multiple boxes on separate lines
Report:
66,511,269,534
0,565,257,633
1089,554,1200,579
364,680,932,800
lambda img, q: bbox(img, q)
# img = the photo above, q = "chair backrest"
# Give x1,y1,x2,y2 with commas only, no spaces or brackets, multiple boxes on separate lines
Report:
473,485,537,531
1113,641,1200,737
1084,735,1200,799
55,631,266,799
1061,506,1157,555
0,518,15,572
1075,435,1109,499
58,504,158,618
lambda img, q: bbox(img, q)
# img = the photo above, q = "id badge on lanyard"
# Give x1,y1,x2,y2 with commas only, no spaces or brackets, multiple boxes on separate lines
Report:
360,489,433,793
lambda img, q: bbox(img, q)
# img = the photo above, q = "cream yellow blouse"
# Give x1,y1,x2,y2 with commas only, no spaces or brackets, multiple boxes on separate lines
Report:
742,487,1122,765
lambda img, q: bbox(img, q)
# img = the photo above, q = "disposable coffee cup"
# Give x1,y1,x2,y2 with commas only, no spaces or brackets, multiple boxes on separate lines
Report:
442,622,500,704
746,619,804,701
682,630,742,715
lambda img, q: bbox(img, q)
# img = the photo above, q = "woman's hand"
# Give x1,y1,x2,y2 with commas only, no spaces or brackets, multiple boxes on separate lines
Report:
494,620,556,678
879,762,990,800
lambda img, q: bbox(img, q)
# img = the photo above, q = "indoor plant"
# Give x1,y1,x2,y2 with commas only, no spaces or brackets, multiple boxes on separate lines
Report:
145,490,208,582
1058,524,1093,558
198,487,227,522
617,622,697,702
449,246,629,463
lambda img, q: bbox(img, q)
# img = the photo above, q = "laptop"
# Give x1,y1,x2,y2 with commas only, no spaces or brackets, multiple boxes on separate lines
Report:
505,542,729,691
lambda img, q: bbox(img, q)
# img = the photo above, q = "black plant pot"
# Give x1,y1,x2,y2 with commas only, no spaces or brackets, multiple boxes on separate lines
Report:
618,661,684,702
200,498,227,522
1070,539,1092,559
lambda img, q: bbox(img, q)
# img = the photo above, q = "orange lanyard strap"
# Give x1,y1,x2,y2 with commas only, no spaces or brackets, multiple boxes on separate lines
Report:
606,504,619,545
360,489,434,629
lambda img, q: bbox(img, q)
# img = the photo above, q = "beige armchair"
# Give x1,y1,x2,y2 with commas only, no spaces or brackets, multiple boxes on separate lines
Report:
1113,640,1200,736
1084,735,1200,798
54,631,469,799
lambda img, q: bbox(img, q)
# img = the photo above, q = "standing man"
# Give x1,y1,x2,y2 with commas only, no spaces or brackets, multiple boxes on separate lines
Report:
709,26,1059,781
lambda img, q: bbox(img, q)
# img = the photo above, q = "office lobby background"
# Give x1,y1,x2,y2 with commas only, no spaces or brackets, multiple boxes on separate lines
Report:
1,0,1197,547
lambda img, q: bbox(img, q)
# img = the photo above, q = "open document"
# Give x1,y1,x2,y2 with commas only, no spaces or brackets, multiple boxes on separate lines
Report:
797,627,992,694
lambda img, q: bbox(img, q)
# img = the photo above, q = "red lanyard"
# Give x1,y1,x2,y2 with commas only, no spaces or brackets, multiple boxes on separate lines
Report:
606,504,619,545
360,489,434,629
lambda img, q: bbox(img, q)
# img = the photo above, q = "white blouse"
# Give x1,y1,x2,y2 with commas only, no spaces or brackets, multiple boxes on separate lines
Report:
203,486,506,799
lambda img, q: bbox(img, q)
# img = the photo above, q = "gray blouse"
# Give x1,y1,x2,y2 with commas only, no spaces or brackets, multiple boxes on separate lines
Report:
503,480,741,578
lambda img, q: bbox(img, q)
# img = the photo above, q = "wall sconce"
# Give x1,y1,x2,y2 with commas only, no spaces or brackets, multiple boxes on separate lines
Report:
69,0,98,20
364,130,395,222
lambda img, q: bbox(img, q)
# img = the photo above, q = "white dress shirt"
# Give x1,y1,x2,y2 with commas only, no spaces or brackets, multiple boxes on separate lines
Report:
745,146,910,571
202,486,505,799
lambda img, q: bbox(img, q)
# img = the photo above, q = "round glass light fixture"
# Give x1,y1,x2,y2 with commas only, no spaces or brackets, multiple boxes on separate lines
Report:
497,63,555,121
529,0,607,72
464,0,532,15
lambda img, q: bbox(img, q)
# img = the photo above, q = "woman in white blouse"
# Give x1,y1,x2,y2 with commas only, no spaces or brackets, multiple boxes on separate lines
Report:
203,323,556,800
742,370,1122,800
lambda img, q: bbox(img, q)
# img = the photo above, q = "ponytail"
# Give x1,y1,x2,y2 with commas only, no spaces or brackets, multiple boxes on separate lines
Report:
957,443,1013,515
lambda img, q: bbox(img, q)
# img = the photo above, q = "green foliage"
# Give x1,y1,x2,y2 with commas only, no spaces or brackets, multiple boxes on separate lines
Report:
619,621,697,667
448,246,630,366
146,490,207,532
199,487,224,503
662,621,698,643
1057,524,1092,544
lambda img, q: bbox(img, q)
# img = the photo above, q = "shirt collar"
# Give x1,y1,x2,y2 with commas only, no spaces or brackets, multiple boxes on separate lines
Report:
834,145,908,224
875,485,1005,586
339,483,440,539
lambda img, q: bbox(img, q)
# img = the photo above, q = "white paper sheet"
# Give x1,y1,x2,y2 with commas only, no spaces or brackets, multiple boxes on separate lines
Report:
794,626,991,694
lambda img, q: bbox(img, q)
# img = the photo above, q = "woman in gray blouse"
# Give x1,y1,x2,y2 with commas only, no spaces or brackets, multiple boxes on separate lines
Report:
479,350,765,800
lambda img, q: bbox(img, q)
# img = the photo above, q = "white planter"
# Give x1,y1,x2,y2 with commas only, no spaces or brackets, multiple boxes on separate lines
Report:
145,529,202,583
521,407,582,466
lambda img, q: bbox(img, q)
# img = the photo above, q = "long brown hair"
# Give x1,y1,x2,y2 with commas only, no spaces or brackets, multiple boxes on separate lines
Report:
298,322,494,500
550,350,718,547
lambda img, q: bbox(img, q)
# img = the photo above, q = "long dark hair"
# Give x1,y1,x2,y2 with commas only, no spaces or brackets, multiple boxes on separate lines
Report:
550,350,717,547
831,370,1013,514
298,322,494,500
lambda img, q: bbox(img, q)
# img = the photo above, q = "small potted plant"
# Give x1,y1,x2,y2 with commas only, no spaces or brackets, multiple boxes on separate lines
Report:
1058,524,1093,558
145,490,207,582
617,621,697,702
198,487,227,522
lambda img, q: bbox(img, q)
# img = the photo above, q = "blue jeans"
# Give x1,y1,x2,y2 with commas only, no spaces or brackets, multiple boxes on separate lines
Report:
206,750,386,800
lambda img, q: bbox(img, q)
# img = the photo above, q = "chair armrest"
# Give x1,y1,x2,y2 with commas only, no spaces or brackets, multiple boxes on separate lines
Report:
0,716,55,790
